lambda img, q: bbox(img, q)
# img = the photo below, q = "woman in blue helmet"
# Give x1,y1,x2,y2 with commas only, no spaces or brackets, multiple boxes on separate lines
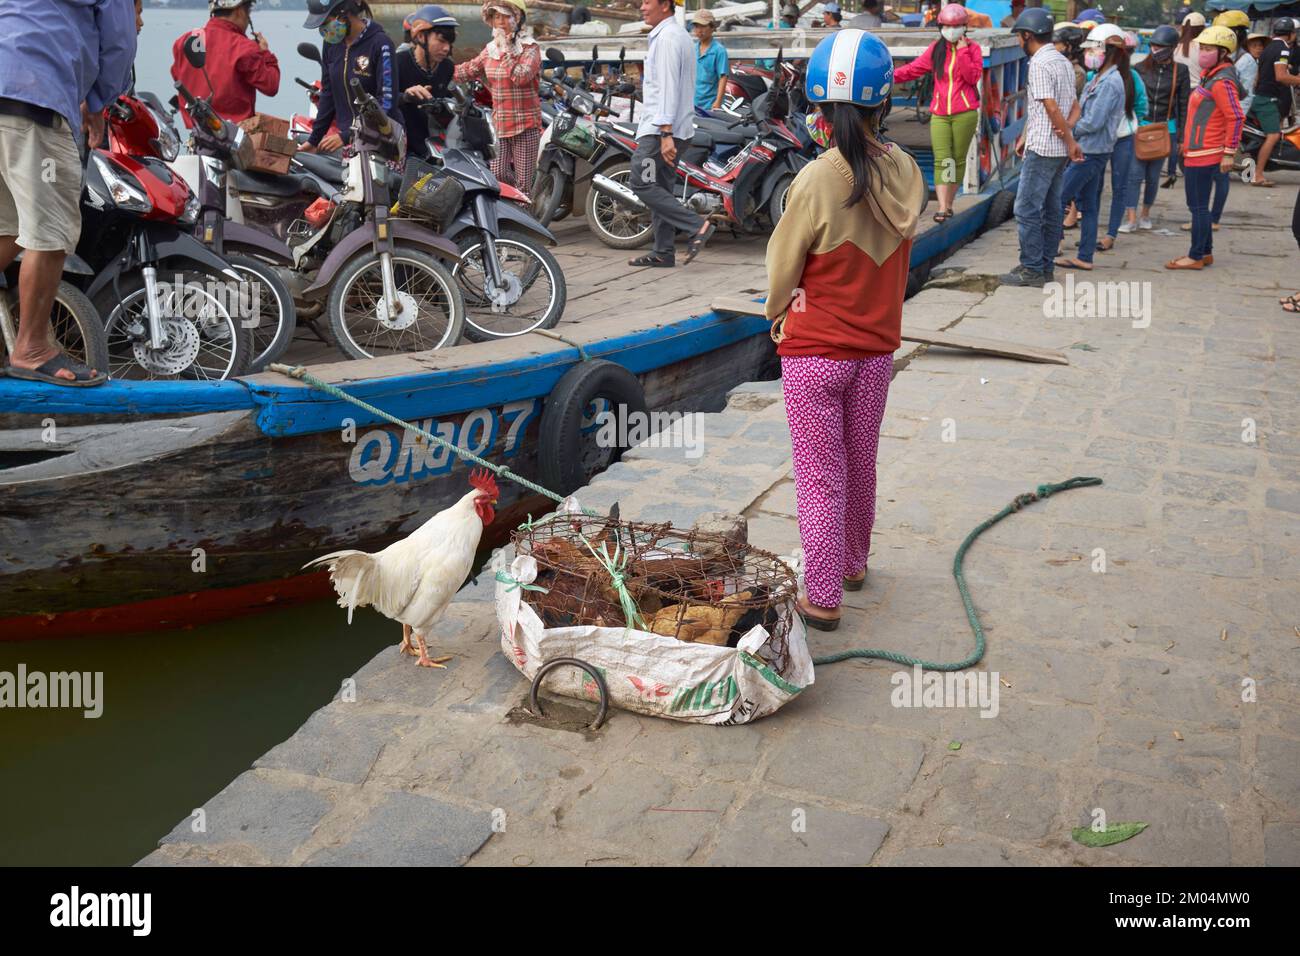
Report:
765,29,926,631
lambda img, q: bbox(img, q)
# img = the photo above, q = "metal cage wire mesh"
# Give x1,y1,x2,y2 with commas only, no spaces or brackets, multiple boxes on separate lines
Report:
511,515,799,673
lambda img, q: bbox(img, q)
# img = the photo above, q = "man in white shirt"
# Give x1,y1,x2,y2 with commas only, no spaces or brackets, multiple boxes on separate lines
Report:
628,0,714,267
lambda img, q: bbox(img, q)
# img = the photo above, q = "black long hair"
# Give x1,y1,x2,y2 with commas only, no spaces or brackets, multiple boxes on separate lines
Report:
822,100,889,209
932,36,950,76
1104,45,1136,119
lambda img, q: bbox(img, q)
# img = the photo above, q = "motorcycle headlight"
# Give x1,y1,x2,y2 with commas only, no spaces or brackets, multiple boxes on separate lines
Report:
179,192,201,226
147,107,182,162
91,152,152,214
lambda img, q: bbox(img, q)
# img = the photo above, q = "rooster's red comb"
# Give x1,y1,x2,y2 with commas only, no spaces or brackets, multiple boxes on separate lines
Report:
469,468,499,497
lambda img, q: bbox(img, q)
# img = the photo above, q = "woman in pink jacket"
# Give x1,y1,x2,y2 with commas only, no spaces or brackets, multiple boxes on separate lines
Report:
892,4,983,221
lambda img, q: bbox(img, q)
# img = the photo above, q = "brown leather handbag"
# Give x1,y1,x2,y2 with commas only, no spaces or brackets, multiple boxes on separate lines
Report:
1134,66,1176,161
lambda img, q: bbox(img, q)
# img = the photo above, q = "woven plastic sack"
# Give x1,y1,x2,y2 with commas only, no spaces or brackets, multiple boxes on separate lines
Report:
496,551,815,725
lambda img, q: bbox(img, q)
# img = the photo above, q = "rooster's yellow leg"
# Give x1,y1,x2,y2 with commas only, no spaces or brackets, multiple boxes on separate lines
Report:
399,624,416,657
413,631,452,669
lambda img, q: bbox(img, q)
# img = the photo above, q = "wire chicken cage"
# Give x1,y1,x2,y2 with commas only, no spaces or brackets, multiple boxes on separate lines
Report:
511,514,799,674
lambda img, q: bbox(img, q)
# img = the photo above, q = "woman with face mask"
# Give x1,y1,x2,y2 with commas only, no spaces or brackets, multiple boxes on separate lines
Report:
1166,26,1244,270
1096,31,1146,250
891,4,983,223
1128,25,1189,231
301,0,401,155
453,0,543,193
1052,24,1129,272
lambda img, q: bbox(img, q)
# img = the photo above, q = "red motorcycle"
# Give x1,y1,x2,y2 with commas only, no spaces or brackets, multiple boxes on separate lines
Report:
79,92,252,379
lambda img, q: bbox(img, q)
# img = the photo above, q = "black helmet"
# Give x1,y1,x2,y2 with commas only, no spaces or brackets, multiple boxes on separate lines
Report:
304,0,351,29
1012,7,1054,38
1150,24,1179,47
1052,25,1083,46
1273,17,1297,36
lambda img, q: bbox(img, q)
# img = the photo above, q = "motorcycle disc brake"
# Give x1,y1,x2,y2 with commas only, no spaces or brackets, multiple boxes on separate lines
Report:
132,317,201,375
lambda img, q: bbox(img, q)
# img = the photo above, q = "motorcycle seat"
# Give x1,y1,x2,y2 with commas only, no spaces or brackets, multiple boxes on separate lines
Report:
689,130,714,150
696,120,760,145
231,168,323,197
294,151,346,185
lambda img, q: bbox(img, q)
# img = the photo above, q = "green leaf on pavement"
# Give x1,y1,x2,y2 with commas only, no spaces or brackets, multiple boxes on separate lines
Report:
948,741,962,751
1071,822,1148,847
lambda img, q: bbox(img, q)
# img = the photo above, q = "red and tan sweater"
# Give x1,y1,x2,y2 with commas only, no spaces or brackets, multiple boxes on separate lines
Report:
764,145,925,360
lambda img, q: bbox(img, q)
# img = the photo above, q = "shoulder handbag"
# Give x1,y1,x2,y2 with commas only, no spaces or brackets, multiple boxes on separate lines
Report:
1134,65,1176,161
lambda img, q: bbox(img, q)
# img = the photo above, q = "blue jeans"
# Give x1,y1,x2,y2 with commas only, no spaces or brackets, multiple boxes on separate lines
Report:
1014,150,1068,275
1130,155,1164,210
1059,153,1109,264
1184,164,1215,260
1106,136,1137,237
1210,169,1230,224
1165,139,1181,178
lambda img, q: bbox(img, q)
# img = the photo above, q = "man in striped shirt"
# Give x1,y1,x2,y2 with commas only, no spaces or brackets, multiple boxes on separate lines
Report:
1001,8,1084,287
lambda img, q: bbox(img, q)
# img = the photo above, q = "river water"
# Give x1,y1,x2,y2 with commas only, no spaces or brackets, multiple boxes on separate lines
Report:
0,7,489,867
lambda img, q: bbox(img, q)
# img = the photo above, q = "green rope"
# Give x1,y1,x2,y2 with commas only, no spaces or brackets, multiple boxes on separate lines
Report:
812,476,1103,670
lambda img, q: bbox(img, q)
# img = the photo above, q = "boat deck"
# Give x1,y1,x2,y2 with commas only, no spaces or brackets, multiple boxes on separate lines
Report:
278,183,980,368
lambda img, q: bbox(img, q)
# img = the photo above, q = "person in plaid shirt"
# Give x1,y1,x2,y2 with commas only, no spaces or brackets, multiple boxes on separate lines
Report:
454,0,542,192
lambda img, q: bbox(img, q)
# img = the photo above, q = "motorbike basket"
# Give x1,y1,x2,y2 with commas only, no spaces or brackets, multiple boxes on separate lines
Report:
555,120,599,161
394,157,465,227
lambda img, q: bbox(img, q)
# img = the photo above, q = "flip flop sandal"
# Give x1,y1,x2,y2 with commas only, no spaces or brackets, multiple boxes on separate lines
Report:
797,597,841,631
1278,294,1300,306
1096,239,1115,252
1251,180,1276,187
932,210,953,223
682,223,716,265
627,253,674,268
5,353,107,387
1284,301,1300,314
843,572,867,592
1054,257,1093,271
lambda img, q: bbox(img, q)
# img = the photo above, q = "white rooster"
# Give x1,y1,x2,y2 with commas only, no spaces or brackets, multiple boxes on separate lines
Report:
304,469,500,668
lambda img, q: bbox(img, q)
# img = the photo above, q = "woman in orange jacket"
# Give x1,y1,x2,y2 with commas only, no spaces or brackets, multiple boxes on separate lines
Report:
892,4,983,221
1166,25,1243,270
765,30,926,630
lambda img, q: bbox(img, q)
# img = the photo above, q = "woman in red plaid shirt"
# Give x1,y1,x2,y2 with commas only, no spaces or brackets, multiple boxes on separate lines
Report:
454,0,542,192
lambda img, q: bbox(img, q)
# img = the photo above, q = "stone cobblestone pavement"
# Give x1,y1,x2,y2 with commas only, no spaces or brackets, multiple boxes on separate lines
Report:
142,173,1300,867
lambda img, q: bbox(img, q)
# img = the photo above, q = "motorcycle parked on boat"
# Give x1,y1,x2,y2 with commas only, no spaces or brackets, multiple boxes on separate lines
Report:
586,50,810,249
165,34,299,371
411,81,567,341
84,92,252,380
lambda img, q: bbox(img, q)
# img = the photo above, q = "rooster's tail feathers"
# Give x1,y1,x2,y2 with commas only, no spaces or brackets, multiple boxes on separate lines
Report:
303,549,377,623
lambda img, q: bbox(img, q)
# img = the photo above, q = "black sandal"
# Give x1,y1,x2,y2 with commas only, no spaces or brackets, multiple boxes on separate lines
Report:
628,253,674,268
682,223,715,265
5,353,107,387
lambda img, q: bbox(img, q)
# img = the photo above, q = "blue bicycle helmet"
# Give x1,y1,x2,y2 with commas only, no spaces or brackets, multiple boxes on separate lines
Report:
804,28,893,108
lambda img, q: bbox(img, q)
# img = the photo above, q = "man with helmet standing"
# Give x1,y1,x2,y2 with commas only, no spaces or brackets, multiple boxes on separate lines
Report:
171,1,280,128
1251,17,1300,189
453,0,543,193
301,0,402,155
1166,24,1243,269
397,5,457,159
1000,7,1083,287
764,29,925,630
624,0,714,269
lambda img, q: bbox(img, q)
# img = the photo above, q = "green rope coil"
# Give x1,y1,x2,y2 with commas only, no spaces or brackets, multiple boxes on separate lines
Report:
811,476,1103,670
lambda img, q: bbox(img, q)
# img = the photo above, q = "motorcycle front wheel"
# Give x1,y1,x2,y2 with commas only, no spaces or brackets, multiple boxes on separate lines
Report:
326,248,465,360
530,169,569,226
457,229,567,342
584,161,653,249
95,267,252,381
225,254,297,372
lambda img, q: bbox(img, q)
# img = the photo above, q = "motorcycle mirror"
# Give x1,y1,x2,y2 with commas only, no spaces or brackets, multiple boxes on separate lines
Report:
183,32,205,69
298,42,323,64
617,83,637,96
546,47,567,65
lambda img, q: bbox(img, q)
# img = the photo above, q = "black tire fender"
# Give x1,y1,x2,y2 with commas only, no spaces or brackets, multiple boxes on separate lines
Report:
537,359,648,496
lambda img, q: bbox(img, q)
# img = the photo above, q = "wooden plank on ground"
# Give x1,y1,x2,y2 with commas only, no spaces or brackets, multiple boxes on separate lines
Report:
710,296,1069,366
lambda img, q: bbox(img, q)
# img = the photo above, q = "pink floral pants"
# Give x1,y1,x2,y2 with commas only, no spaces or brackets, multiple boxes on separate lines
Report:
781,353,892,609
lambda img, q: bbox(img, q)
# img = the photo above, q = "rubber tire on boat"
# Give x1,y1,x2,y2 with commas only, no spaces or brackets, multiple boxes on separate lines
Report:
224,253,297,372
537,359,648,497
768,173,795,228
584,161,653,250
986,188,1016,227
325,248,465,360
1,281,110,376
457,229,568,342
